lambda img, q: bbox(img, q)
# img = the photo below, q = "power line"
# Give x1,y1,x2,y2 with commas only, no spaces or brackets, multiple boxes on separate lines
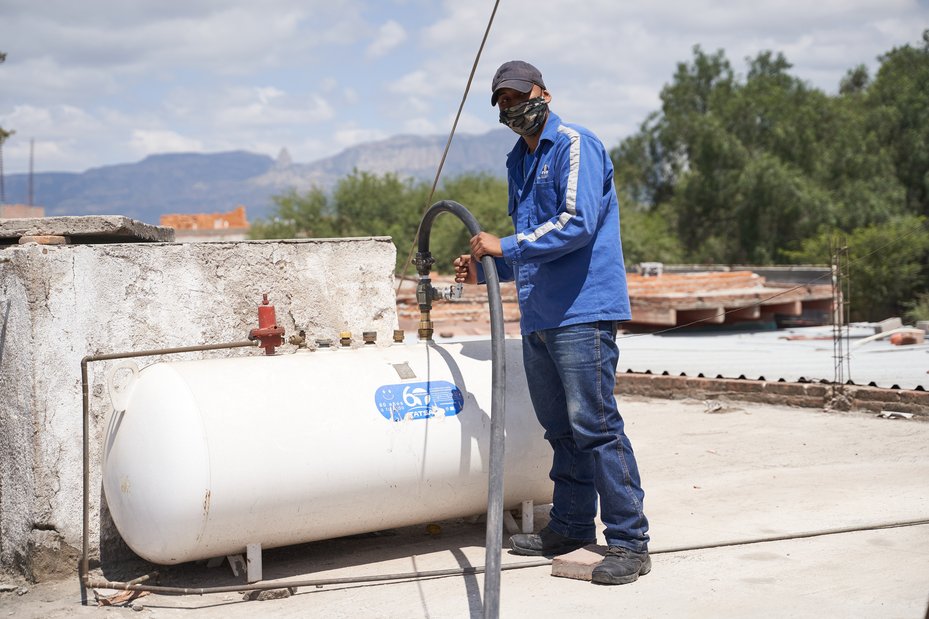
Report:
395,0,501,296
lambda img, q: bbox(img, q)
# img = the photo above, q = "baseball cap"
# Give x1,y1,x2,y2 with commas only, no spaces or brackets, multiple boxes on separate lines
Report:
490,60,546,106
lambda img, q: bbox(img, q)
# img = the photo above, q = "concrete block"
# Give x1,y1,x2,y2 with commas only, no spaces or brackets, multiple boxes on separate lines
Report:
877,317,903,333
0,215,174,243
246,543,262,583
551,545,605,581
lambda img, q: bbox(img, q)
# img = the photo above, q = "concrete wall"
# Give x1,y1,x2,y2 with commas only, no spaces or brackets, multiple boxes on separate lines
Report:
0,237,398,580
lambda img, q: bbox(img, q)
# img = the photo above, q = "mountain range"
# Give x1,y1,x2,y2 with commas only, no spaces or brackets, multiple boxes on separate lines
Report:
2,129,516,224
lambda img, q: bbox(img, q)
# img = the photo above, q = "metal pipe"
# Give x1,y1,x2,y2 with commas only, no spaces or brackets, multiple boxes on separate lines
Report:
80,516,929,597
80,340,260,587
417,200,507,619
83,559,553,596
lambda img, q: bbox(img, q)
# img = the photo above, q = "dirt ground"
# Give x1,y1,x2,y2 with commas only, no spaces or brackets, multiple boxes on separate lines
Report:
3,399,928,618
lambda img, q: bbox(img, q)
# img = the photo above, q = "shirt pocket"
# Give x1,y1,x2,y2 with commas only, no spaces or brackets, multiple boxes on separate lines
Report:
532,179,559,222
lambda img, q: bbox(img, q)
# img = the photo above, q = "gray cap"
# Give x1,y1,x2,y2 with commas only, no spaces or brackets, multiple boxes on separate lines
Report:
491,60,546,106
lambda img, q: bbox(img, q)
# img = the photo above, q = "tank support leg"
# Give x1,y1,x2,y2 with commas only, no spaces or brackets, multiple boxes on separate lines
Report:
226,554,246,578
246,543,263,583
521,500,534,533
502,510,520,534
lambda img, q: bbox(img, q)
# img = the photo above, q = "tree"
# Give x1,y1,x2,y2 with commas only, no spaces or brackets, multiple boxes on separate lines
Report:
248,187,335,240
865,29,929,216
786,216,929,321
251,170,429,272
329,169,427,246
611,45,908,265
251,171,511,274
428,173,510,273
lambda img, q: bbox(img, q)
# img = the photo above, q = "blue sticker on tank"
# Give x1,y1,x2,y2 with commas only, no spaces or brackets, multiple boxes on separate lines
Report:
375,381,464,421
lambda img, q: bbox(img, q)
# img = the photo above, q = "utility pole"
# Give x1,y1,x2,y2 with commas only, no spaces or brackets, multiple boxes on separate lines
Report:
28,138,34,206
0,51,8,206
829,237,851,408
0,132,6,204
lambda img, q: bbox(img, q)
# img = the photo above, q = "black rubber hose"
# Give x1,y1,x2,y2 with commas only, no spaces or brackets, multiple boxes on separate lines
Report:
418,200,507,619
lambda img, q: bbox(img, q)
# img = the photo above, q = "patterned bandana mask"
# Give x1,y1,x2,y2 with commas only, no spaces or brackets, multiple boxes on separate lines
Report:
499,96,549,136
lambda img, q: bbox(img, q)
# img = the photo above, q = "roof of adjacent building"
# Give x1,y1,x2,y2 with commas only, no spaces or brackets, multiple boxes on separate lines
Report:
160,205,249,231
617,324,927,391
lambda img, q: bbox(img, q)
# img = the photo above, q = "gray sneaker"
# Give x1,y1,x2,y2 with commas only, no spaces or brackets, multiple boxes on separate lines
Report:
590,546,651,585
509,526,594,557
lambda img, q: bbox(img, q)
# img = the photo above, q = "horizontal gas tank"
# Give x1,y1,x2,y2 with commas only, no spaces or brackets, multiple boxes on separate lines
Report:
103,338,553,565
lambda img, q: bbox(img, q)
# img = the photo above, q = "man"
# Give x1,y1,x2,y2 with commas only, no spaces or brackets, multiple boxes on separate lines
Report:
453,60,650,585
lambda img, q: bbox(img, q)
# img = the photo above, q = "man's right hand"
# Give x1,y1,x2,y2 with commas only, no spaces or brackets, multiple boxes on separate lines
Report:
453,254,478,285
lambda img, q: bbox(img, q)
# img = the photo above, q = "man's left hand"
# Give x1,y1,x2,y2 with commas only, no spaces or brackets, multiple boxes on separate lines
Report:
469,232,503,259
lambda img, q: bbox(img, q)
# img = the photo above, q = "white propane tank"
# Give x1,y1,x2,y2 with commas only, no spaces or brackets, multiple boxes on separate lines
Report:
102,337,553,565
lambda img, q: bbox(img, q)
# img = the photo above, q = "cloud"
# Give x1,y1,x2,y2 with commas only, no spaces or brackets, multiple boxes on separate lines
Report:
212,89,334,127
366,20,407,58
130,129,204,156
333,126,388,150
0,104,112,171
2,0,926,175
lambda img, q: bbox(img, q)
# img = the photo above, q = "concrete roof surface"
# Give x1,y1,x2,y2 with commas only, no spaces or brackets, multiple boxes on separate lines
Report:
617,325,928,390
4,397,928,618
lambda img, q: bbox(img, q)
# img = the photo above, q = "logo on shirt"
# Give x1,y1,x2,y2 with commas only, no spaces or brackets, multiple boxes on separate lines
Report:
538,164,549,181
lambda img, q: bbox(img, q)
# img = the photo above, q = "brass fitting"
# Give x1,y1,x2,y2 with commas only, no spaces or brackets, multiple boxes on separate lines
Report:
418,311,434,341
339,331,352,347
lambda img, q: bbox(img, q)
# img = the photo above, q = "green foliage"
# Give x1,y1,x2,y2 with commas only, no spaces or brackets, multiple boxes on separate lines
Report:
329,169,428,244
251,169,429,271
903,292,929,324
617,197,683,265
786,216,929,321
249,187,334,239
611,44,917,264
252,33,929,316
611,36,929,317
428,173,511,273
866,30,929,215
251,171,510,273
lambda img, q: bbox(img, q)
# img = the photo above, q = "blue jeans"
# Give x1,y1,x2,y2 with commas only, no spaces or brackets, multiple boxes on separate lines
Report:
522,321,649,553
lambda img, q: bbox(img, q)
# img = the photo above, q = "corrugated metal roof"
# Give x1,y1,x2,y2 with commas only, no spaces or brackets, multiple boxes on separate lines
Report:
616,325,928,390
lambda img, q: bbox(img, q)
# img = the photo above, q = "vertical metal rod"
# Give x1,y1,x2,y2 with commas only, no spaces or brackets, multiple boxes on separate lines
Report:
80,340,259,586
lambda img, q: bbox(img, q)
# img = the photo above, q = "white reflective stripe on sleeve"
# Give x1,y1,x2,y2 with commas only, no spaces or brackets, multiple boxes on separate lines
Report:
560,125,580,218
516,125,582,244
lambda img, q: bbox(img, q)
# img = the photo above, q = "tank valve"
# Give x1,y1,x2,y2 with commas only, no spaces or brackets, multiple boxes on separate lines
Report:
288,330,307,348
443,282,464,301
248,293,285,355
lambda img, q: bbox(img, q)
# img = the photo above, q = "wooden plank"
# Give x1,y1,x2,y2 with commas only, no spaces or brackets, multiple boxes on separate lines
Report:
677,307,725,325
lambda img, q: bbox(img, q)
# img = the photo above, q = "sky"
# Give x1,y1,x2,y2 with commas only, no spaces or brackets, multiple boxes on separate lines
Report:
0,0,927,175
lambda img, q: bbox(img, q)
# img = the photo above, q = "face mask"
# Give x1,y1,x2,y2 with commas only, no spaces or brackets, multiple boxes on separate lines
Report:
499,96,548,136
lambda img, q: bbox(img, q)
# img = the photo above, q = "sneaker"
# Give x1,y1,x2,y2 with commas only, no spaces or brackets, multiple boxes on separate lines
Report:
590,546,651,585
509,526,594,557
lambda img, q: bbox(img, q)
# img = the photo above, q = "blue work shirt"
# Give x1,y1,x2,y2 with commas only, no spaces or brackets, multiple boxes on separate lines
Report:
482,111,631,335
